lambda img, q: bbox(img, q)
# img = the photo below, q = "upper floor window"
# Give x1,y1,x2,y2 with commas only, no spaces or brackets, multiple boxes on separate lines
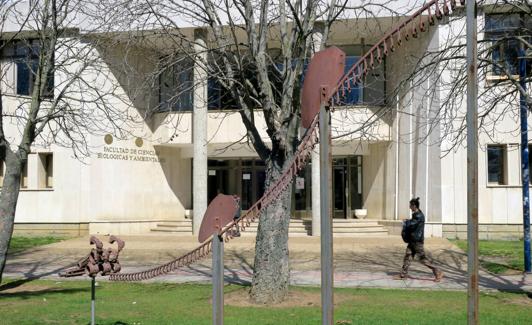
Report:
158,57,194,112
0,40,54,97
206,54,383,110
487,144,507,185
485,14,531,78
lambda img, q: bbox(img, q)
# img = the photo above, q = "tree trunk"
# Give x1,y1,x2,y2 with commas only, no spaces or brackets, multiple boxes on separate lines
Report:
250,159,292,304
0,154,23,283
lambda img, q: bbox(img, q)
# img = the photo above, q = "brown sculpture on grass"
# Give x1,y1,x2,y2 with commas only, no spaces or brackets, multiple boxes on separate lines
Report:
59,235,124,278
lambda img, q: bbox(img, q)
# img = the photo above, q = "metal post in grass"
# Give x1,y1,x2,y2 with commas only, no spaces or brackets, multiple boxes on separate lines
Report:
319,92,333,325
466,0,479,324
212,234,224,325
519,46,531,274
91,276,96,325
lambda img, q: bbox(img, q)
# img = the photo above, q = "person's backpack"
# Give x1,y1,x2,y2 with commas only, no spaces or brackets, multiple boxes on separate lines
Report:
401,221,410,243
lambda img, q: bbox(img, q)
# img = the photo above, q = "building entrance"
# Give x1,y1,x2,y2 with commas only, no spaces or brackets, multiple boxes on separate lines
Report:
207,156,363,218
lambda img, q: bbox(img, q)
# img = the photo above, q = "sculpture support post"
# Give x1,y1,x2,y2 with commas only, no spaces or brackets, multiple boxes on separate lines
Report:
319,98,333,325
212,234,224,325
91,277,96,325
466,1,479,324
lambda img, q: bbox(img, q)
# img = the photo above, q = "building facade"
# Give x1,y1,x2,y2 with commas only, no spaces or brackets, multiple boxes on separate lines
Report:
1,2,530,239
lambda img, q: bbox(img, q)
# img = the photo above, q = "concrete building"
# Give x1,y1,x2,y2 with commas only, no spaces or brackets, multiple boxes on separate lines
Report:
1,1,530,239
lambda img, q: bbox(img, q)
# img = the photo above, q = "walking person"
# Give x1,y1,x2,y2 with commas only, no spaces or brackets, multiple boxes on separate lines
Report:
399,197,444,281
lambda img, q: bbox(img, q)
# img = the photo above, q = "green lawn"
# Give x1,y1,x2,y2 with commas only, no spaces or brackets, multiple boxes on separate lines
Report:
8,236,66,254
453,240,525,274
0,279,530,324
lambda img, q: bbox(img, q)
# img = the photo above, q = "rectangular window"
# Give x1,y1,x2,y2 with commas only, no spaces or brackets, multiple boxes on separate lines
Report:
20,161,28,189
46,154,53,188
0,160,4,187
207,78,239,110
485,14,532,78
158,57,194,111
38,153,53,188
1,40,54,97
487,145,506,185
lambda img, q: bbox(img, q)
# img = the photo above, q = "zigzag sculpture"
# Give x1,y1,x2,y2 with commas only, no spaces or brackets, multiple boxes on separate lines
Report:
109,0,466,282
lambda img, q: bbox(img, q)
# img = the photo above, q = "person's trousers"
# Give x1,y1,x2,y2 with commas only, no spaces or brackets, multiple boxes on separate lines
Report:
400,242,440,276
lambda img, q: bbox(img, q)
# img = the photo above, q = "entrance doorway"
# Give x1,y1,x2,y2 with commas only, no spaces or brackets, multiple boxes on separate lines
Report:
332,157,363,218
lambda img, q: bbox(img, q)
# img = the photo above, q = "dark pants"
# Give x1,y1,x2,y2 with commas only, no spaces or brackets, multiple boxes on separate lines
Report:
400,242,440,276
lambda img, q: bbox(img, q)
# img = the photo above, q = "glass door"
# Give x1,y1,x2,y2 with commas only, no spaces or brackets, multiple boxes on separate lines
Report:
333,159,348,218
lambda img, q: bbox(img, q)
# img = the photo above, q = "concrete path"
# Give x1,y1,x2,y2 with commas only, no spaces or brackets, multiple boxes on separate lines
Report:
3,235,531,292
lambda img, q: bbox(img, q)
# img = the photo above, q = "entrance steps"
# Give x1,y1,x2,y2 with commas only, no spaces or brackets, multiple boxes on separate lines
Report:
331,219,389,237
150,218,389,237
151,220,192,234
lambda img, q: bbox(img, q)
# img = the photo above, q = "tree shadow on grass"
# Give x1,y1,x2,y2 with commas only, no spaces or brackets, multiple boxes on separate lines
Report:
0,285,86,299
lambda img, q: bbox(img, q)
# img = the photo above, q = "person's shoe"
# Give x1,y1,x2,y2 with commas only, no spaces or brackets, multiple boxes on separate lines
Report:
434,270,444,282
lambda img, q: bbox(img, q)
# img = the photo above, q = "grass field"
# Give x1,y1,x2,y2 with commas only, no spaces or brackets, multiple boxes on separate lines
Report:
0,279,530,324
8,236,66,254
453,240,525,274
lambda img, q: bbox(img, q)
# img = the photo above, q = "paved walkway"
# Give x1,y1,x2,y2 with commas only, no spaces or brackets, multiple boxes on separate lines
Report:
4,235,531,292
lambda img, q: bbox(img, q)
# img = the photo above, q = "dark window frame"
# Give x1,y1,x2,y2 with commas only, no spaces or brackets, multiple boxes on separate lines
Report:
487,144,507,185
157,56,194,112
485,13,531,79
1,39,55,98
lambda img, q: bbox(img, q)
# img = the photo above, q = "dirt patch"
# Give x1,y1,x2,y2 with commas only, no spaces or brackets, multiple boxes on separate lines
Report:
501,296,532,307
222,288,359,308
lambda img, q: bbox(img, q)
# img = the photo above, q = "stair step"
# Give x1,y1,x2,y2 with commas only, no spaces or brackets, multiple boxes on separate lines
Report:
150,218,389,236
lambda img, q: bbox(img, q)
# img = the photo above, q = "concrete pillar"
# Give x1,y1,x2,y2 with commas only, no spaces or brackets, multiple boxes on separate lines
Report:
311,27,323,236
311,148,321,235
193,31,208,235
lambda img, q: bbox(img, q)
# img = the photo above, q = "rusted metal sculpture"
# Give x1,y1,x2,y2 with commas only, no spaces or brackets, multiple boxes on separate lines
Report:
198,194,241,243
59,235,124,325
59,235,125,278
109,0,466,283
198,194,241,325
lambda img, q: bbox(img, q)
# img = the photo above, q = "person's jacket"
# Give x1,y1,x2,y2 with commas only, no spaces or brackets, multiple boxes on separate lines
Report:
405,210,425,243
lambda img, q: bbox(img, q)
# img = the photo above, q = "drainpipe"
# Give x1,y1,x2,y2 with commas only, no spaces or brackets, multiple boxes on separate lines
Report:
519,46,531,273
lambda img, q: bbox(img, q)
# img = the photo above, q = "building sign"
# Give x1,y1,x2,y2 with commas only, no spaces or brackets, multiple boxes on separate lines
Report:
96,146,165,163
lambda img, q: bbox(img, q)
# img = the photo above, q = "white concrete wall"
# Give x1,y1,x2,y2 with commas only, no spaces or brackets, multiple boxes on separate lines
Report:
439,10,532,225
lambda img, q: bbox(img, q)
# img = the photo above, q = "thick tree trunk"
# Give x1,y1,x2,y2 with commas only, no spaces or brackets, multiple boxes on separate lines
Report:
250,159,292,304
0,155,23,283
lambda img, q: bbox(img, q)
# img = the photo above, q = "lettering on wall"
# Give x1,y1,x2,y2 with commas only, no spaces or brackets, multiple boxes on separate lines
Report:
96,146,166,163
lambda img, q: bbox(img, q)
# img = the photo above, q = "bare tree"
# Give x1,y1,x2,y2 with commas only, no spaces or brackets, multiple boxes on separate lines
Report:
388,0,531,154
103,0,395,304
0,0,141,282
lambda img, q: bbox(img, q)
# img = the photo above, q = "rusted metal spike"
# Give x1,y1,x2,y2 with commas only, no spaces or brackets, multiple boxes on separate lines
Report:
419,16,427,32
450,0,456,10
396,29,403,46
382,38,389,55
369,52,375,68
443,0,450,15
376,47,382,63
403,26,410,41
427,6,435,25
412,23,418,38
435,0,443,19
